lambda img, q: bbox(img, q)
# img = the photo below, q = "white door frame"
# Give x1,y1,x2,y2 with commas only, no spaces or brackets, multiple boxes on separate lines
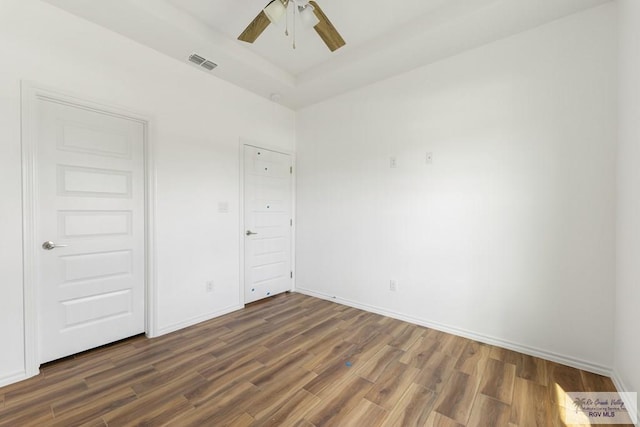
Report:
21,82,157,378
238,139,296,305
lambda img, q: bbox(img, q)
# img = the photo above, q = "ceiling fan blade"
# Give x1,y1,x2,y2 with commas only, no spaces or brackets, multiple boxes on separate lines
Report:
309,1,345,52
238,10,271,43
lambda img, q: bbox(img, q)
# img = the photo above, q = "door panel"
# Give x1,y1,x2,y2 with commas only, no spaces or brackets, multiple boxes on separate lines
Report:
36,99,145,363
244,146,292,304
59,250,133,283
57,165,132,197
59,210,132,237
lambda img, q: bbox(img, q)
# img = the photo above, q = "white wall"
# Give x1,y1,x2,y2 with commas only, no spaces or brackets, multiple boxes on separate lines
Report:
615,0,640,418
0,0,295,385
296,4,618,372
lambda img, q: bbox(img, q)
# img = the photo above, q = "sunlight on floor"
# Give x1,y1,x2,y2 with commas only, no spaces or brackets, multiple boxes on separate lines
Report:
554,382,636,427
555,382,591,426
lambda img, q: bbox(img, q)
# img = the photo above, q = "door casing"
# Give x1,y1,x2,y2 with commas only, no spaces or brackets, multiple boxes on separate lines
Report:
21,82,157,378
239,140,296,305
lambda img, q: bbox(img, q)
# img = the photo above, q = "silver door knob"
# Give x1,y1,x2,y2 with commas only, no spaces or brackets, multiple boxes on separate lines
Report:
245,230,258,236
42,241,68,250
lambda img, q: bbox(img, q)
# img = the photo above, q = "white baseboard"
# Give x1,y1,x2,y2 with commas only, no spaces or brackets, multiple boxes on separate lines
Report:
0,370,31,388
154,304,244,337
0,306,245,389
611,369,639,427
295,287,612,377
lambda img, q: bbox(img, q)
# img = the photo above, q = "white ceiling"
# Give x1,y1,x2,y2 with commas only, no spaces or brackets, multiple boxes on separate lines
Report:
165,0,451,75
42,0,610,109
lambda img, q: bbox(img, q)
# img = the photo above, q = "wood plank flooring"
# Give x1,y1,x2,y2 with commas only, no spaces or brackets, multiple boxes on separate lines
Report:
0,292,632,426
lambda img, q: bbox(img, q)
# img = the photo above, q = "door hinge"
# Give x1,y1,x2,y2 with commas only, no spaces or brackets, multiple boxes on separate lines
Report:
290,218,293,226
290,271,293,279
290,166,293,174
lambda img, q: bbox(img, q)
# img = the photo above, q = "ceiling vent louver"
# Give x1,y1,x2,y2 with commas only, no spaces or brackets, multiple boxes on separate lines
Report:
188,54,205,65
201,60,218,71
188,53,217,71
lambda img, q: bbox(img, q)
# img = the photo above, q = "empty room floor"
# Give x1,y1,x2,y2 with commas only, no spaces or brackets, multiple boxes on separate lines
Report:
0,293,630,426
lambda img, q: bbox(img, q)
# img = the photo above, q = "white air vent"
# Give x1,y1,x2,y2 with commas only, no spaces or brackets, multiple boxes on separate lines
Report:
188,53,217,71
201,60,217,71
188,54,205,65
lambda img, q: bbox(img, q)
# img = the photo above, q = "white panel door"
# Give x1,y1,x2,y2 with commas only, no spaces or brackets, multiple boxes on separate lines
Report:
244,146,292,303
36,99,145,363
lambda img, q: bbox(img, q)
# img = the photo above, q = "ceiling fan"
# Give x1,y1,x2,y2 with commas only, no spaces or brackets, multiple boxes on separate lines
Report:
238,0,346,52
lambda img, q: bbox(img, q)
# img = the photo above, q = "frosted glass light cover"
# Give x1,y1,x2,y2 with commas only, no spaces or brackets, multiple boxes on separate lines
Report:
299,5,319,28
264,0,286,24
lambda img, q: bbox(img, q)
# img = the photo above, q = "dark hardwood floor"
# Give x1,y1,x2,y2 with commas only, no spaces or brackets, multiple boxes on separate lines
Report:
0,292,631,426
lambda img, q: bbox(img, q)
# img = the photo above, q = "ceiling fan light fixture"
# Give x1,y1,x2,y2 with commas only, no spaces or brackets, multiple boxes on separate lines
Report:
298,4,319,28
264,0,286,24
238,0,345,52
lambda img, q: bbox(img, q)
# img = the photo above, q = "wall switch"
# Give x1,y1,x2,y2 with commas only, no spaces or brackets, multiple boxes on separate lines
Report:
390,157,397,168
206,281,214,292
390,280,398,292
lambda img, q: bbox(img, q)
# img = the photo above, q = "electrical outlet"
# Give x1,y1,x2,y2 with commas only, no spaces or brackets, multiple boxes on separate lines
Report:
426,152,433,164
390,157,397,168
390,280,398,292
206,281,214,292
